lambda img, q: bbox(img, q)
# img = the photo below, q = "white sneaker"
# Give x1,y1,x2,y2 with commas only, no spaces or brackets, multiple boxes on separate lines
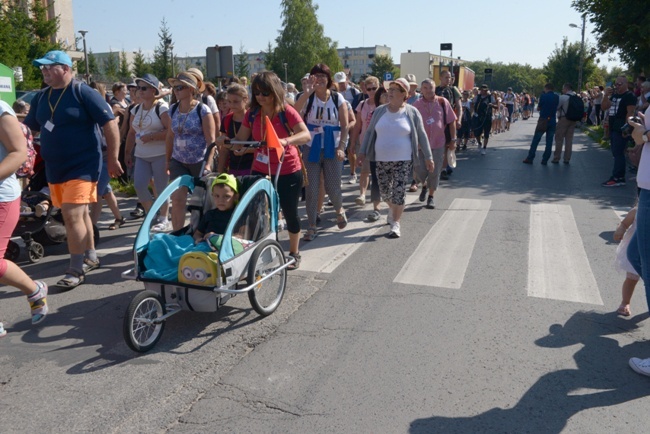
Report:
355,194,366,205
389,221,401,238
629,357,650,377
481,148,486,155
151,220,171,232
348,174,357,184
387,208,394,226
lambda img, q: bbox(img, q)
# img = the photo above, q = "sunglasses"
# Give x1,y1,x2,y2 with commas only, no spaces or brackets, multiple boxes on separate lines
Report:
366,87,378,92
173,85,188,91
39,64,63,70
388,86,405,93
138,86,151,91
253,90,271,97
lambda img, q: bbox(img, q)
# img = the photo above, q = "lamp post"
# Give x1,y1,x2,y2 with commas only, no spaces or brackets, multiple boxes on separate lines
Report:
164,38,174,77
569,14,586,92
282,62,288,84
78,30,89,83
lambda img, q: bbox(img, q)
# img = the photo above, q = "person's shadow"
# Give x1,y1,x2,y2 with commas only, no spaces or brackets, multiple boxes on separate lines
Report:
410,311,650,433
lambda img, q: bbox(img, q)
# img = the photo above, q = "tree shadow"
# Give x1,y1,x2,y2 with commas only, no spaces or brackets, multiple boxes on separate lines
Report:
409,311,650,433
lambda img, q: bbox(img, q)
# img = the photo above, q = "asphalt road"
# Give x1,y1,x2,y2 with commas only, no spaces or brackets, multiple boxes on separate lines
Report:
1,117,649,433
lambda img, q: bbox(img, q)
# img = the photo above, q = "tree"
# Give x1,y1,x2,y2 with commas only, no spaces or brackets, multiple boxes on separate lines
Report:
572,0,650,71
118,50,131,82
543,37,598,92
151,18,174,80
131,48,152,78
0,0,61,89
104,49,119,82
235,43,250,80
267,0,342,85
369,54,397,83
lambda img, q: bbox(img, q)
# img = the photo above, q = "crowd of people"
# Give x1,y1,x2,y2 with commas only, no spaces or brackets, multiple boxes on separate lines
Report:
3,50,650,379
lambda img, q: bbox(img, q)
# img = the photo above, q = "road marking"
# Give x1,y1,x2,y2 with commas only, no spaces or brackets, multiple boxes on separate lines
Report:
300,193,420,273
394,198,491,289
527,203,603,305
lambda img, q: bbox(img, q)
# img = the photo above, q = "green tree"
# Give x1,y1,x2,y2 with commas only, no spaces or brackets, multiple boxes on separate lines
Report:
572,0,650,71
118,50,131,82
104,50,119,82
267,0,342,85
543,37,598,92
369,54,397,83
0,0,61,89
131,48,152,78
235,43,250,80
151,18,174,80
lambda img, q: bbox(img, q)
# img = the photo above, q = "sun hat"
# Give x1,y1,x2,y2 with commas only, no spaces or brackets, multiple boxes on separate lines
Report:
168,72,200,92
185,68,207,92
405,74,418,86
135,73,162,97
333,71,347,84
32,50,73,68
211,173,238,194
390,78,410,93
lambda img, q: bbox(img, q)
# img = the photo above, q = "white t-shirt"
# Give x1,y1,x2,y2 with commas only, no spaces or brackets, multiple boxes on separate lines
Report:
636,105,650,190
0,100,21,202
374,108,412,162
131,101,169,158
304,92,345,148
202,94,219,115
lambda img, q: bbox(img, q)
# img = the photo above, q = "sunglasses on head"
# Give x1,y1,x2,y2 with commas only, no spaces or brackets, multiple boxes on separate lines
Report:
253,90,271,97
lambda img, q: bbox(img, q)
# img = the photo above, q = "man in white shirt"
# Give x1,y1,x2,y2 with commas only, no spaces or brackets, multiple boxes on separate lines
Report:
334,71,360,106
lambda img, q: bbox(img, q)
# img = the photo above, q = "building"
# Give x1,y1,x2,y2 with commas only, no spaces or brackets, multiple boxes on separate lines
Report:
337,45,391,81
400,51,474,91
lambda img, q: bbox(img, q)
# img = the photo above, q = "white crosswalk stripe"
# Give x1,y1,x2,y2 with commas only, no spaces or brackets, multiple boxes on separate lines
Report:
393,198,491,289
527,203,603,305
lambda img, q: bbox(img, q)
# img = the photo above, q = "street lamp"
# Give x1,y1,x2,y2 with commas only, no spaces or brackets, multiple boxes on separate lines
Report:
164,38,174,77
569,14,586,92
78,30,89,83
282,62,288,84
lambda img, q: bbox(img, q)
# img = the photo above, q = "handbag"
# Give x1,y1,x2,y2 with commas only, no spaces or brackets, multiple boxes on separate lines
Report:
535,117,549,133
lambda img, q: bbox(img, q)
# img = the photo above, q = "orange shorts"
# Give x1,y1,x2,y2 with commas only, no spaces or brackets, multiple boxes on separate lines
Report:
49,180,98,208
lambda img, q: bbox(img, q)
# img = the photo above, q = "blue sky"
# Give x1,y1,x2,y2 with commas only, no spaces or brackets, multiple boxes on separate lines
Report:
73,0,622,70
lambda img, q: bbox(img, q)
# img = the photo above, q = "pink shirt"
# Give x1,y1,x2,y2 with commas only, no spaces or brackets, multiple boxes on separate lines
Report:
412,96,457,149
356,99,376,143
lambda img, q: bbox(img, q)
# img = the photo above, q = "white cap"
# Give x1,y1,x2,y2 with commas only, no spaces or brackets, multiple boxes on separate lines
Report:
333,71,347,83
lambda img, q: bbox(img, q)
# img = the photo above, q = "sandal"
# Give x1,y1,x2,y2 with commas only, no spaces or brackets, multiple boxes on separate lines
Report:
287,252,301,270
56,269,85,289
336,211,348,229
109,217,126,230
617,304,631,317
303,227,318,241
83,258,101,273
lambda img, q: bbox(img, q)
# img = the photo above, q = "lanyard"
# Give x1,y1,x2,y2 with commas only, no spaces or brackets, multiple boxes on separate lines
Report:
48,83,70,121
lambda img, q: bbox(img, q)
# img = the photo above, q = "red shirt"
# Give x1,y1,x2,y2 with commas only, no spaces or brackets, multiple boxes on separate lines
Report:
243,104,303,176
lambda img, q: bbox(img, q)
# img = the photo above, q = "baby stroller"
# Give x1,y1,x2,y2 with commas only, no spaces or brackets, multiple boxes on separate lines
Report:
5,139,99,263
121,142,294,352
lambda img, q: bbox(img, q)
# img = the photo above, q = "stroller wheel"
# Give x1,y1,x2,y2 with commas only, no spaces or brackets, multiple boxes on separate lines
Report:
4,240,20,262
247,240,287,317
123,291,166,352
28,242,44,263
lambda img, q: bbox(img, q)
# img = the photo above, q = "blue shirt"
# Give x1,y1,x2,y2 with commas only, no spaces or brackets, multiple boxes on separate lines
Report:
24,80,114,183
537,91,559,125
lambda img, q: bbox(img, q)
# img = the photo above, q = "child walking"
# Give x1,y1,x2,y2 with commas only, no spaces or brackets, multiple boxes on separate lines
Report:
614,206,639,316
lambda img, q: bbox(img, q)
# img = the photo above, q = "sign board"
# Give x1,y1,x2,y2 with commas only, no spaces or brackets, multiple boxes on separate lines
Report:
484,68,493,74
206,46,234,80
384,72,393,81
440,43,452,51
0,63,16,105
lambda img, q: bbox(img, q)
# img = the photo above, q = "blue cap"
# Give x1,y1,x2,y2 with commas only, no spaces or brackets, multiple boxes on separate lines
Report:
33,50,73,68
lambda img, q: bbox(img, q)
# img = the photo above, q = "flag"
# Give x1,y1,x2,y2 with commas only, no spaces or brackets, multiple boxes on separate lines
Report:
264,115,284,162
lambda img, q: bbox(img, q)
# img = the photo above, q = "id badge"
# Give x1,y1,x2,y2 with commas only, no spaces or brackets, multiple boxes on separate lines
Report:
426,117,435,125
177,139,187,150
313,126,323,134
44,120,55,132
256,152,269,164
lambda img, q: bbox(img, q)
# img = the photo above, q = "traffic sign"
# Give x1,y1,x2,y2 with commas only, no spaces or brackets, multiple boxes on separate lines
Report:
384,72,393,81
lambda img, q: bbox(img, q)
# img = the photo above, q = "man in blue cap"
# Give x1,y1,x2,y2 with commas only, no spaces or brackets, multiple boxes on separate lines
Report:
24,50,124,288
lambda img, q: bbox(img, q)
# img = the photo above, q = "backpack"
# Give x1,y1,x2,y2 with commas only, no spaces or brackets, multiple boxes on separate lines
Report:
303,91,341,122
16,123,35,178
565,94,583,121
169,101,205,128
247,106,293,136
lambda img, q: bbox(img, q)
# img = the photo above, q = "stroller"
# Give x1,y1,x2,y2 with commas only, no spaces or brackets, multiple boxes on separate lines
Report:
121,142,294,352
5,139,99,263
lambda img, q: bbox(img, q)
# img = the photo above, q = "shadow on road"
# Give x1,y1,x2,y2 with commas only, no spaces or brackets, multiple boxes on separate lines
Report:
409,310,650,433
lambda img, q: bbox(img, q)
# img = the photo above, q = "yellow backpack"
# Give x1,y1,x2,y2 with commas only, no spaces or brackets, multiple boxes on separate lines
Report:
178,251,222,286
